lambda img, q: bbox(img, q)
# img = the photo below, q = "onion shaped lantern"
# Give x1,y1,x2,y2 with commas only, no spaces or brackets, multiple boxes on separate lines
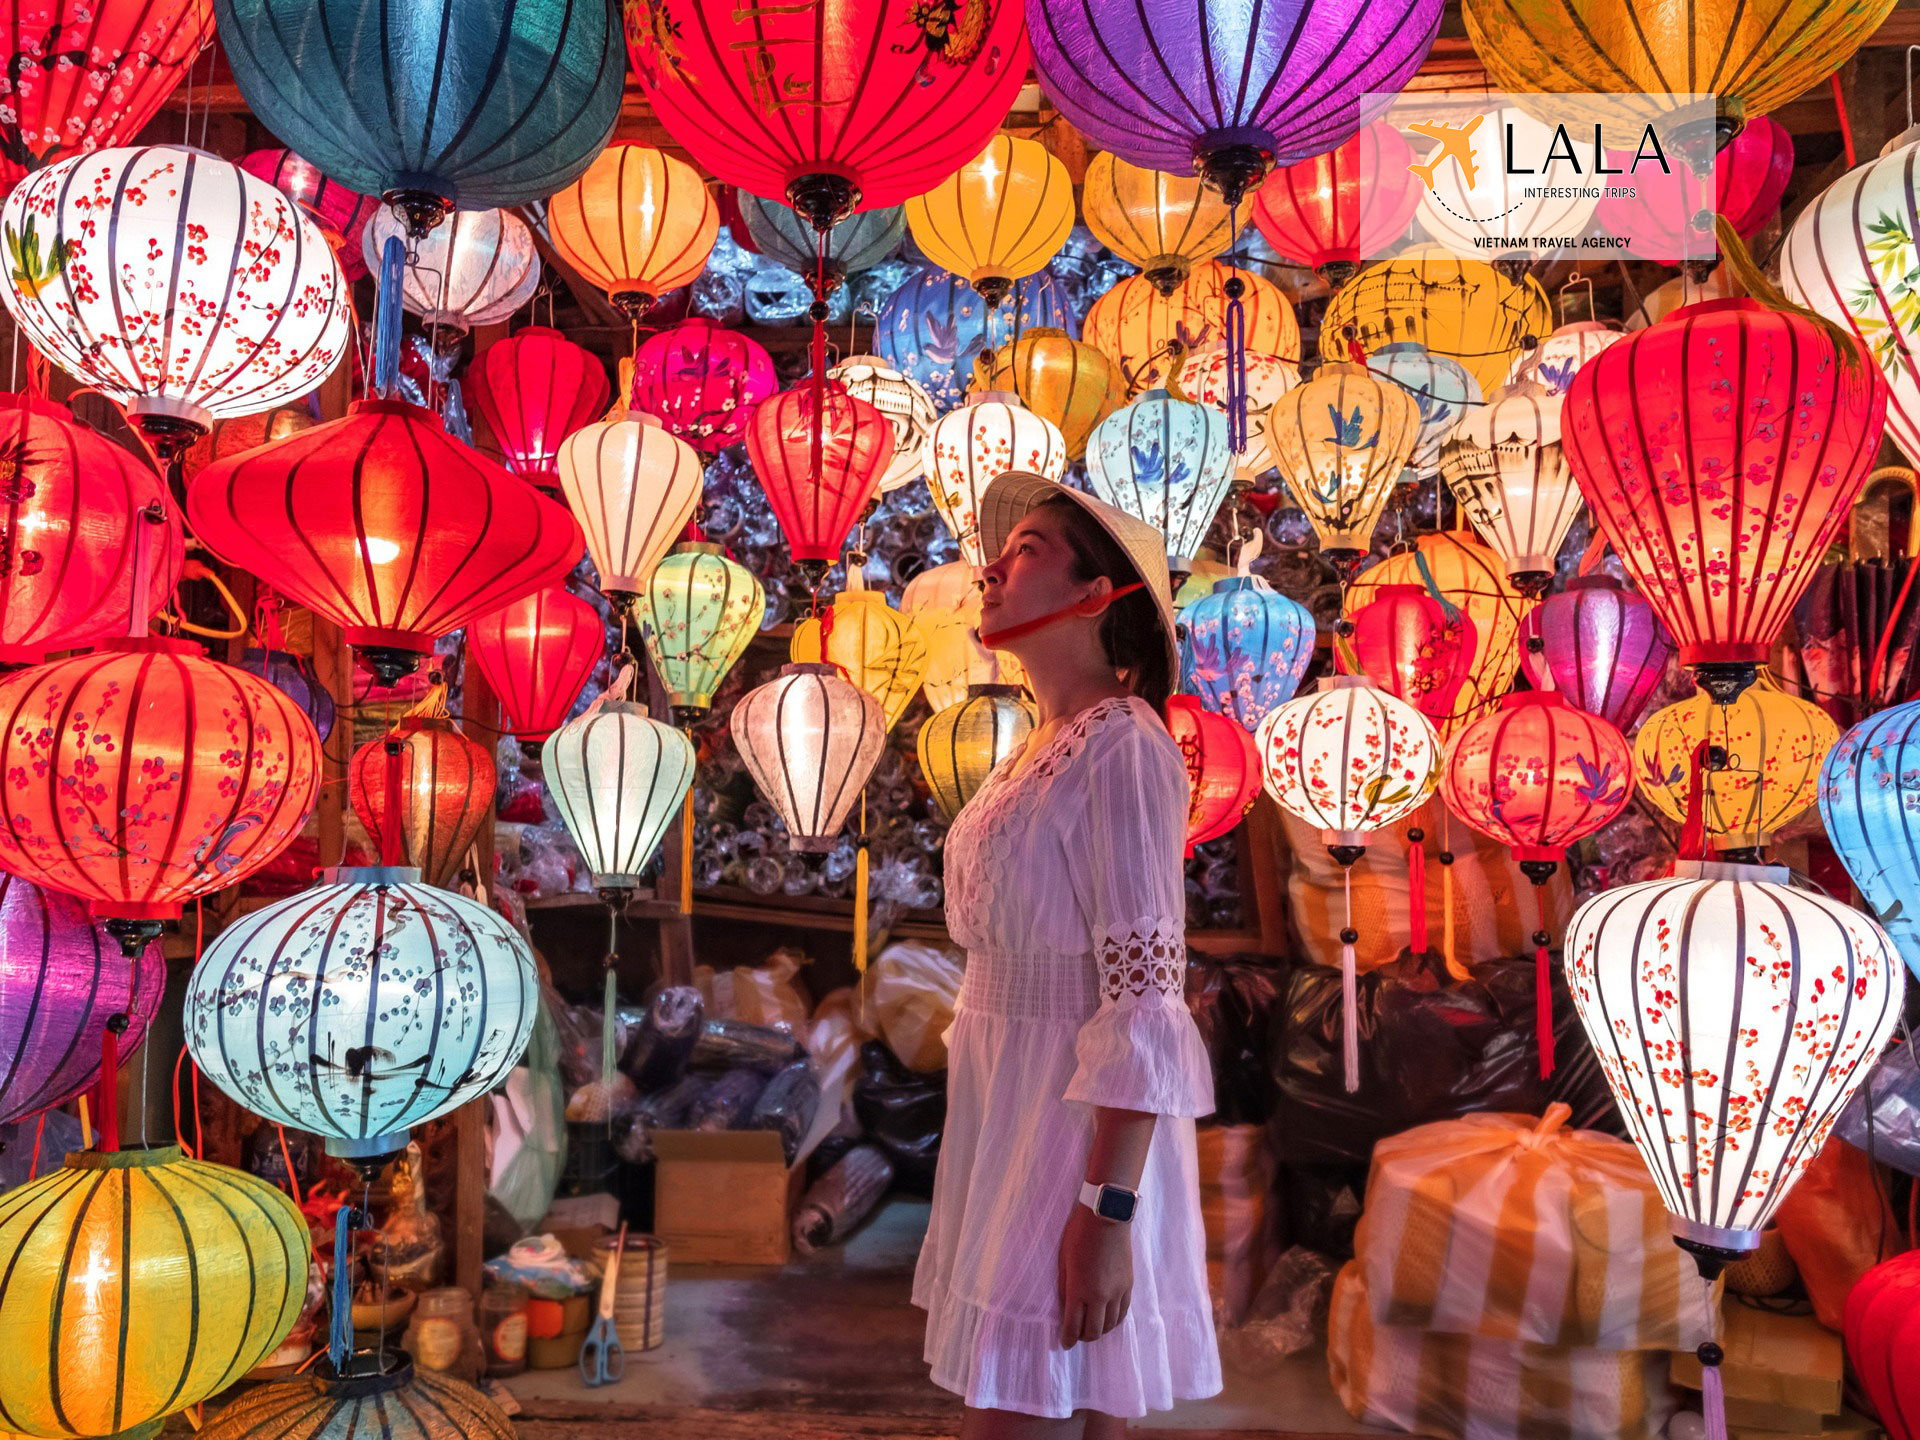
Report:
1083,152,1233,297
905,135,1075,307
1086,262,1300,396
745,380,894,588
1821,696,1920,980
638,542,766,722
732,663,888,851
1366,342,1480,482
1508,319,1622,398
0,146,351,459
465,586,605,743
1846,1257,1920,1440
1176,345,1300,481
1085,386,1234,573
467,327,611,490
925,393,1068,566
1265,360,1421,577
630,319,777,456
1251,121,1422,289
555,409,703,610
1594,115,1793,268
917,684,1037,822
546,142,718,318
360,208,540,337
1529,575,1673,730
790,572,930,732
875,264,1075,412
186,869,538,1163
348,717,497,891
972,327,1124,459
214,0,624,233
902,559,1026,711
0,1146,308,1439
1167,695,1261,854
240,147,377,280
197,1353,514,1440
1440,381,1580,596
1562,298,1887,702
828,356,939,494
738,193,905,291
1341,583,1479,726
1179,567,1314,733
1412,105,1601,278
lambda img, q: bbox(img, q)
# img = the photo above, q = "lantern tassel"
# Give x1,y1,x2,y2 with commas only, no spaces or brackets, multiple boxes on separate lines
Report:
854,793,871,973
1713,216,1863,372
96,1018,122,1153
328,1203,356,1372
679,788,695,915
379,739,405,867
1530,881,1555,1081
1700,1345,1729,1440
1341,867,1360,1094
373,235,406,399
1408,825,1428,958
1224,280,1249,454
1678,738,1713,864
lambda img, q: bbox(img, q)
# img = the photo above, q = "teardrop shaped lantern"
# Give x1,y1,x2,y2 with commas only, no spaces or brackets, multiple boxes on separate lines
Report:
1440,382,1581,596
1083,152,1233,297
828,356,939,494
972,327,1125,460
875,264,1075,412
918,684,1037,822
1179,566,1315,734
555,410,704,610
1085,386,1235,573
1530,575,1673,730
188,398,585,683
925,393,1069,565
1508,319,1622,398
732,663,888,850
360,208,540,336
1167,695,1262,855
214,0,625,232
630,319,778,456
905,134,1075,306
901,558,1027,711
186,869,538,1162
1251,121,1422,290
1342,583,1480,726
198,1353,514,1440
241,147,378,276
465,586,605,743
746,380,894,588
1176,345,1301,481
1821,696,1920,979
0,146,352,459
546,142,719,318
738,193,905,290
638,542,766,722
1366,342,1481,482
790,573,930,732
349,717,497,891
1086,262,1301,396
467,327,611,490
1561,298,1888,703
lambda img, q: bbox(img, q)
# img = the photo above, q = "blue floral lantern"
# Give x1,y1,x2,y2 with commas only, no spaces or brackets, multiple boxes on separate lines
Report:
1819,697,1920,980
1366,341,1482,481
1180,557,1315,733
874,264,1076,412
738,193,905,290
1085,388,1234,573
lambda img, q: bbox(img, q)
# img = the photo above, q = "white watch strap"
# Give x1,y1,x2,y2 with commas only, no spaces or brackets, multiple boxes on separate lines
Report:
1079,1180,1101,1211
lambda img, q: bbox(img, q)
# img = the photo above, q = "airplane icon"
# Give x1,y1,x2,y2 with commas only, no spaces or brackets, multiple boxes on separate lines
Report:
1407,116,1487,191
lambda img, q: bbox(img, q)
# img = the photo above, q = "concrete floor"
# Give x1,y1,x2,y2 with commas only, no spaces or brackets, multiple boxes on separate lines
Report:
500,1198,1374,1437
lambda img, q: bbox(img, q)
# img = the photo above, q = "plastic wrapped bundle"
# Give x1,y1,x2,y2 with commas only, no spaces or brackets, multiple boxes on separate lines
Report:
620,986,705,1090
689,1068,770,1130
691,1018,804,1072
749,1060,821,1162
637,1074,708,1129
793,1144,895,1255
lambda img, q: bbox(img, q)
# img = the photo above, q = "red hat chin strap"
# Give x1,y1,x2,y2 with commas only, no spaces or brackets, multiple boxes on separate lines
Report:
976,581,1147,647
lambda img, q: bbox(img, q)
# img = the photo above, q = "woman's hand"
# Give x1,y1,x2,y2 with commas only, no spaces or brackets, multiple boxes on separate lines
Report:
1058,1201,1133,1348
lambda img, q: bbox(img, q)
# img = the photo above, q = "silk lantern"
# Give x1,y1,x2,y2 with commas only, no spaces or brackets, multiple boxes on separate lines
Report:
238,648,337,745
360,208,540,337
555,409,703,609
905,134,1074,307
917,684,1037,822
546,142,718,317
1819,694,1920,979
1179,568,1314,733
1265,360,1422,575
924,392,1068,566
0,873,163,1127
1028,0,1443,203
1440,382,1580,595
639,542,766,721
348,717,496,891
1167,695,1261,854
1085,387,1234,573
738,193,905,291
630,319,778,455
1413,105,1602,278
875,264,1075,411
1636,677,1837,852
1562,298,1887,702
187,398,584,682
0,146,351,459
732,663,888,850
746,380,894,587
465,587,605,742
1844,1253,1920,1440
1509,318,1622,398
902,559,1027,711
1530,575,1673,730
215,0,623,232
1342,584,1479,725
0,1146,307,1440
240,146,377,280
829,356,939,493
1251,121,1422,289
1085,262,1301,396
1083,153,1233,296
1176,345,1300,480
790,572,930,732
0,639,320,954
186,868,538,1162
1594,115,1793,268
1366,342,1480,482
466,327,611,489
971,327,1124,460
196,1353,514,1440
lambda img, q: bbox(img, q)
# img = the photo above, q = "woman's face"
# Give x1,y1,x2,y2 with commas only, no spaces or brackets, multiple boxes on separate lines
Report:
978,503,1103,641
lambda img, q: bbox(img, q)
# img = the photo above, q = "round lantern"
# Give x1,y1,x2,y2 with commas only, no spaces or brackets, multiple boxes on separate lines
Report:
360,208,539,337
626,0,1027,227
925,393,1068,566
0,639,320,953
1342,583,1479,725
188,398,584,682
745,380,894,586
1440,382,1579,595
905,134,1074,306
1562,298,1887,702
1413,105,1602,278
0,146,351,458
630,319,778,456
1179,571,1314,733
1176,345,1300,480
555,410,703,608
0,873,163,1127
1844,1254,1920,1440
972,327,1124,460
196,1353,514,1440
186,869,538,1161
467,327,611,489
1028,0,1443,203
828,356,939,494
546,142,718,317
1251,120,1422,288
1594,115,1793,266
1085,262,1301,396
1822,696,1920,980
1529,575,1673,730
1636,677,1836,852
239,648,337,744
0,1146,307,1439
1167,694,1262,854
214,0,624,231
1085,388,1235,572
917,684,1037,822
875,264,1075,412
790,573,930,732
240,146,378,280
1366,342,1480,481
465,586,605,743
1256,676,1441,848
1508,318,1622,398
738,193,905,290
638,542,766,721
542,672,696,890
1083,153,1233,296
1264,360,1422,575
901,559,1027,711
732,663,888,850
348,718,496,891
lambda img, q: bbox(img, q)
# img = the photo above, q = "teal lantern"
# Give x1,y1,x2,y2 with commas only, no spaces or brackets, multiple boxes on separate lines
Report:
1366,341,1481,482
1085,387,1234,574
1819,696,1920,981
738,193,904,291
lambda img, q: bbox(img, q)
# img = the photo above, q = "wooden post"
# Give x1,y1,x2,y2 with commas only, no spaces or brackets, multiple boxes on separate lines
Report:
1243,795,1291,959
452,1099,487,1300
644,644,697,988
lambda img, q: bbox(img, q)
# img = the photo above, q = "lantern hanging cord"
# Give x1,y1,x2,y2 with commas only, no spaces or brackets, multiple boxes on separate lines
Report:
1223,201,1250,455
1829,72,1856,169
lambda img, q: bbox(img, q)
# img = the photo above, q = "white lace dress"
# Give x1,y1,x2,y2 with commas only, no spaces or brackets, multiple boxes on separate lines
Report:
912,695,1222,1419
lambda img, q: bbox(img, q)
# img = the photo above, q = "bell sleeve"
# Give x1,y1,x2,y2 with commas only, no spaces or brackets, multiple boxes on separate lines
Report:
1060,711,1217,1118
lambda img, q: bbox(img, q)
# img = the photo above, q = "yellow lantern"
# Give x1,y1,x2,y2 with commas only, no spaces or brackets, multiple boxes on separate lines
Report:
925,391,1069,565
1264,361,1421,576
1321,246,1551,395
1634,676,1838,851
901,559,1026,711
639,542,766,721
546,141,719,318
918,684,1037,820
971,328,1124,460
1439,382,1582,598
905,134,1075,307
1085,260,1301,395
790,569,930,731
1081,152,1233,296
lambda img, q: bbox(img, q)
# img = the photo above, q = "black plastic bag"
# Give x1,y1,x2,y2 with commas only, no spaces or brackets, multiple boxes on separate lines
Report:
852,1039,946,1194
620,986,704,1090
749,1059,821,1162
689,1067,771,1130
1188,953,1285,1126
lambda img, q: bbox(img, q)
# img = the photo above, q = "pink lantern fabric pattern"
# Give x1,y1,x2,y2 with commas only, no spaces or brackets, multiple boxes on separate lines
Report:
1441,690,1633,865
631,319,778,456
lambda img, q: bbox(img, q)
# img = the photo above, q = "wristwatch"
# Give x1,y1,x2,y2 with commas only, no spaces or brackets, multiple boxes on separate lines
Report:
1079,1180,1139,1223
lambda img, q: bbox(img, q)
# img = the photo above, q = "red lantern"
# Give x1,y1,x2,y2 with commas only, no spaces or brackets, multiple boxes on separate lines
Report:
186,398,584,684
0,638,321,953
464,586,605,742
349,717,497,889
1251,122,1422,290
745,379,894,587
467,327,611,489
630,319,778,456
1341,584,1479,725
239,147,377,280
1167,696,1260,857
1562,298,1887,702
1844,1251,1920,1440
1591,116,1793,268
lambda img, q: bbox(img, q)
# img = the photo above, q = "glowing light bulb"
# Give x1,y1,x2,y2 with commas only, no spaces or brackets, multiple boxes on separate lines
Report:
364,536,400,564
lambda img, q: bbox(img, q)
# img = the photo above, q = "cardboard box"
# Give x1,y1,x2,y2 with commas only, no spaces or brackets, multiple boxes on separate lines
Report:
1726,1409,1880,1440
652,1130,804,1265
1670,1304,1843,1417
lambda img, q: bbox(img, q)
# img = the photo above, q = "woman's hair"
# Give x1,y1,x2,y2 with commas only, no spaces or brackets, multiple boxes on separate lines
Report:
1039,494,1175,716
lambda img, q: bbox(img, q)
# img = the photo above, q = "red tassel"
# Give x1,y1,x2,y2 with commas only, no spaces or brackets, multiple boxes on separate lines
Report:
1677,738,1713,865
97,1022,120,1153
380,738,405,867
1408,825,1428,957
1535,936,1556,1080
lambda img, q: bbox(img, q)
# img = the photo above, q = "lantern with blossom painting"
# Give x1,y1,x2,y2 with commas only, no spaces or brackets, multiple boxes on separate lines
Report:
638,543,766,722
1176,345,1299,481
1086,387,1235,573
1251,121,1422,289
1367,343,1480,483
1167,696,1261,854
925,394,1068,566
349,717,496,891
546,142,719,317
241,147,377,280
631,320,777,456
1508,319,1622,397
1179,566,1314,734
746,380,894,588
465,587,606,743
875,264,1075,412
1593,115,1793,269
1342,584,1479,726
1529,576,1673,730
467,328,611,489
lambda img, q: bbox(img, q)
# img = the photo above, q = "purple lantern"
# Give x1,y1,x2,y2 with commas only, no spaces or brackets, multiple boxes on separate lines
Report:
239,647,337,744
1027,0,1444,203
1532,576,1674,730
0,873,164,1127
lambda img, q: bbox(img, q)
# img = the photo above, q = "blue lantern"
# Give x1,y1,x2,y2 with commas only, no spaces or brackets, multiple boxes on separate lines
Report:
238,647,337,744
213,0,625,233
738,193,905,289
1085,388,1234,572
1819,698,1920,980
1366,341,1482,481
874,264,1076,412
1180,567,1315,733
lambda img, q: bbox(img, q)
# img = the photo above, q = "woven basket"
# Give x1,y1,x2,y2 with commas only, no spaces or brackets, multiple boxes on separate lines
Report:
1723,1228,1796,1298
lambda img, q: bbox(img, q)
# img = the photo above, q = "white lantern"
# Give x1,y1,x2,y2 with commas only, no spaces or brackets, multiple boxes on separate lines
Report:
362,206,540,334
555,409,704,606
923,391,1068,566
185,867,538,1163
1414,104,1601,279
1440,381,1581,596
0,145,352,457
830,354,939,493
1085,387,1235,572
901,559,1026,711
1176,344,1300,481
732,663,887,851
1256,676,1441,853
1507,319,1621,397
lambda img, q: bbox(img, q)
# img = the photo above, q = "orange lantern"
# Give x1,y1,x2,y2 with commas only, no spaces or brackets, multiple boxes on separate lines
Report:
546,141,719,318
1085,261,1300,395
971,329,1124,461
349,714,497,890
1081,152,1232,296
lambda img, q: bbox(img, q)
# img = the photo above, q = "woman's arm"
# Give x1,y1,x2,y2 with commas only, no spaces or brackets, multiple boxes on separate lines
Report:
1058,1103,1156,1347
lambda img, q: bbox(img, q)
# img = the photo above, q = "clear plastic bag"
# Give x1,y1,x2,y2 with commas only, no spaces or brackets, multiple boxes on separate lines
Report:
858,940,963,1074
1837,1040,1920,1177
793,1144,895,1255
1218,1246,1336,1375
619,986,704,1091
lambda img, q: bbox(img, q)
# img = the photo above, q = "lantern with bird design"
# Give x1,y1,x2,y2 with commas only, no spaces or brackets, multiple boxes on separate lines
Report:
1264,360,1421,576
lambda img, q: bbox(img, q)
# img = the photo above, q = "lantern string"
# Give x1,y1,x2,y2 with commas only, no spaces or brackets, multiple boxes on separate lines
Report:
1699,1281,1729,1440
1224,203,1249,455
1340,866,1359,1094
1530,881,1555,1081
172,1046,194,1157
379,739,406,868
1712,216,1863,373
1828,73,1856,169
28,1112,43,1180
276,1126,305,1208
1441,814,1461,980
679,789,695,915
1678,738,1714,864
602,914,619,1144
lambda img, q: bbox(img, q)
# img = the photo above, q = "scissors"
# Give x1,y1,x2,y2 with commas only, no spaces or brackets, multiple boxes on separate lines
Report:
578,1222,627,1387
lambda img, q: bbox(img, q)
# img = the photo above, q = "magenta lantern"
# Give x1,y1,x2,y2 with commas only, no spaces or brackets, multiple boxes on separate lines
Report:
1531,576,1674,730
631,319,778,456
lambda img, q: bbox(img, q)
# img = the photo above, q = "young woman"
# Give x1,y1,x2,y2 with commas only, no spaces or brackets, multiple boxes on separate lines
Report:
912,472,1221,1437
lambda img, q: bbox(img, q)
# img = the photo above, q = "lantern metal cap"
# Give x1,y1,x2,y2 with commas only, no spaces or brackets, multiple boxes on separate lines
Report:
325,865,423,887
1671,1215,1762,1255
1317,675,1371,693
1672,858,1792,885
64,1144,185,1172
316,1348,415,1396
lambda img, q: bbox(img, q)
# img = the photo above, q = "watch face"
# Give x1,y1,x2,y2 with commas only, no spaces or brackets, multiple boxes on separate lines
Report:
1096,1186,1137,1223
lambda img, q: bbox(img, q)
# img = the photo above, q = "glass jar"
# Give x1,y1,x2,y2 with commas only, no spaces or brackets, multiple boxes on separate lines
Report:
479,1282,530,1377
402,1286,484,1382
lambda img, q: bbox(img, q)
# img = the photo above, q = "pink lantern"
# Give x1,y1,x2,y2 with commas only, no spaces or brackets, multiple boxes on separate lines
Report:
1592,116,1793,269
1530,576,1674,730
631,319,778,456
240,147,377,280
